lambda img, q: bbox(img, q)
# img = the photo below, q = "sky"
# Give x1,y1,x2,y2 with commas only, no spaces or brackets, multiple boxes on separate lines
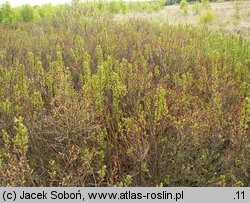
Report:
0,0,72,7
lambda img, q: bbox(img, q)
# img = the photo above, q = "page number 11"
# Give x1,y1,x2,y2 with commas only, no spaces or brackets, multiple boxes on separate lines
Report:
235,191,245,200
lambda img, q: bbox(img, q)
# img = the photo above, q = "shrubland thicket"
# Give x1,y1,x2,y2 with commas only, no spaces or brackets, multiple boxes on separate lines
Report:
0,0,249,186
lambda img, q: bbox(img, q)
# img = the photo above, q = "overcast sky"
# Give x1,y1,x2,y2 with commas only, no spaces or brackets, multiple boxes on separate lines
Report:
0,0,72,7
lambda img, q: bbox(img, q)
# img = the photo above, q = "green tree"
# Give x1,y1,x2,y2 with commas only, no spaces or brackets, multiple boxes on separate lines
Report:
192,0,200,15
20,5,34,22
37,4,55,19
201,0,210,10
0,1,16,24
180,0,188,15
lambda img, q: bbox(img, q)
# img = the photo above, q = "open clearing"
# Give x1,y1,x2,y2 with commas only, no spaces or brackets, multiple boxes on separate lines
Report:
116,1,250,39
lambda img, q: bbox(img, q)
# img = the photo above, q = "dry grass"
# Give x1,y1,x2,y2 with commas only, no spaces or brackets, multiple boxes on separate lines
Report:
116,0,250,39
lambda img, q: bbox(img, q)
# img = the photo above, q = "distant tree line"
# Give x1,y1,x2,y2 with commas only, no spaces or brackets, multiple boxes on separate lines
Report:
0,1,65,24
166,0,229,5
0,0,166,24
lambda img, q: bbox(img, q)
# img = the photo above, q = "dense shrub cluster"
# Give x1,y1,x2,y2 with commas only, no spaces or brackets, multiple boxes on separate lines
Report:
0,3,249,187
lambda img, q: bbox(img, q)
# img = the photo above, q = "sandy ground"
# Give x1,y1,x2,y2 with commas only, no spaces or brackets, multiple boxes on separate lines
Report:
116,1,250,39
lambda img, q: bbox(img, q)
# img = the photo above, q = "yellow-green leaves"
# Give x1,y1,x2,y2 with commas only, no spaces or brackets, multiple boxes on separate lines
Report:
13,117,29,155
154,86,168,123
0,117,32,186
